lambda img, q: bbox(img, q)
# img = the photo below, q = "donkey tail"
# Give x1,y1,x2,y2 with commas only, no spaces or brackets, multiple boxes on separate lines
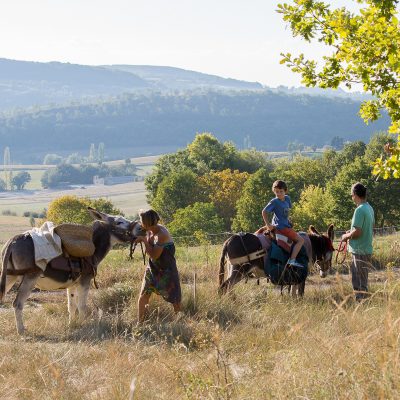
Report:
0,240,12,302
219,239,229,287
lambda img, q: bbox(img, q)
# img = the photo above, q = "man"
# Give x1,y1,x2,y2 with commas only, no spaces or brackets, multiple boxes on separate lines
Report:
341,182,375,301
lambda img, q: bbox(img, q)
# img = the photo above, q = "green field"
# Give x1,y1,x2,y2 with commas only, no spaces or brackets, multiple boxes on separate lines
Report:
0,156,156,217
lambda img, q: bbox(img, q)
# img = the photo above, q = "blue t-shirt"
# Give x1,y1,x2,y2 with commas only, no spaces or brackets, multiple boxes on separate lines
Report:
263,195,292,229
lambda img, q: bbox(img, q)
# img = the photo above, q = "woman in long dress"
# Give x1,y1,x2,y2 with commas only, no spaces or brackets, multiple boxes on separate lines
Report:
135,209,182,322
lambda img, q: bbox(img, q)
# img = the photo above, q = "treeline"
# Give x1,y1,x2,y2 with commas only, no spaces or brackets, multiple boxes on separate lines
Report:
41,162,137,188
0,90,390,163
145,133,400,239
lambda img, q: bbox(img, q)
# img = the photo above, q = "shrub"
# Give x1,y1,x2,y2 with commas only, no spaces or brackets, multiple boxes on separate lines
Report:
2,209,17,216
46,195,122,225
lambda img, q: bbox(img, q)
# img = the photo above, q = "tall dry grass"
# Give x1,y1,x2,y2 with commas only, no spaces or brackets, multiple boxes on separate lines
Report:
0,234,400,399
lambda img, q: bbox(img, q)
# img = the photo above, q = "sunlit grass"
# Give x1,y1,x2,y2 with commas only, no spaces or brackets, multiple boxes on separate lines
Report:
0,233,400,398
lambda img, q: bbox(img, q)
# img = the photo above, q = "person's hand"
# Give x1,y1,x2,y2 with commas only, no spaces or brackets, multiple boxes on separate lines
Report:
341,233,350,242
135,235,146,244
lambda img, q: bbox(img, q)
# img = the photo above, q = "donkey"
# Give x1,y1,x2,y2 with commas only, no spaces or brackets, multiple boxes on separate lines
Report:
218,225,335,296
0,208,144,335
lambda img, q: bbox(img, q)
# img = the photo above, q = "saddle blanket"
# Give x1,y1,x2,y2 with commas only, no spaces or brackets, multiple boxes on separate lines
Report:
26,221,63,271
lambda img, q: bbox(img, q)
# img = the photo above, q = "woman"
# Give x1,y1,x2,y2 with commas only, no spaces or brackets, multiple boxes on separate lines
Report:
135,209,182,322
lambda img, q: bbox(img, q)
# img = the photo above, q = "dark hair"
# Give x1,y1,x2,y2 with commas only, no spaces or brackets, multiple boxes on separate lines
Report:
351,182,367,198
139,209,160,227
272,180,288,192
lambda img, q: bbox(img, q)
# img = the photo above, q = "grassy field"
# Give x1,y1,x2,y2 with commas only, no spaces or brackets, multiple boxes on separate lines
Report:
0,181,148,219
0,155,156,217
0,231,400,399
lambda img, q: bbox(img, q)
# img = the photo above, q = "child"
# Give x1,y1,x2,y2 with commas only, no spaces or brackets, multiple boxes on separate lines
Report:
135,209,182,322
262,180,304,267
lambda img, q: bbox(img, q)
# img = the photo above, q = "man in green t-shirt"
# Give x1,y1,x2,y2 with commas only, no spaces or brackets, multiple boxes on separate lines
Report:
341,182,375,301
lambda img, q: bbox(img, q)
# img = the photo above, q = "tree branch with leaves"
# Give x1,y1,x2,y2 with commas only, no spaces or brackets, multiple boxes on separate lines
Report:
278,0,400,177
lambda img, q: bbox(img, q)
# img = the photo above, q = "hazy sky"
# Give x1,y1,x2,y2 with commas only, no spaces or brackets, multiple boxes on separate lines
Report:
0,0,357,87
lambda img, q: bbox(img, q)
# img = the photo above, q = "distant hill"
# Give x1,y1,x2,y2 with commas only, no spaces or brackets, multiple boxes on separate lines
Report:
103,65,263,90
0,59,263,110
0,58,151,110
0,89,390,163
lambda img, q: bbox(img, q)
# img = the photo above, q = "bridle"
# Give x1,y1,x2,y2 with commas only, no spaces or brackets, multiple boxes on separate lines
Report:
107,221,147,265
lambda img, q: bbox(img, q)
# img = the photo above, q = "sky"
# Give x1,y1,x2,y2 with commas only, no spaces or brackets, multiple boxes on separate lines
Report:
0,0,358,87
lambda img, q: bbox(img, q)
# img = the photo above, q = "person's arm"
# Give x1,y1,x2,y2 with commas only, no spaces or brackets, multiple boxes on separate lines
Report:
262,200,275,229
342,208,363,241
341,227,362,242
136,229,170,259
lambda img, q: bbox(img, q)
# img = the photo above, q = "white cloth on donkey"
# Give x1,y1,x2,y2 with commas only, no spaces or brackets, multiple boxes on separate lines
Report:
26,221,62,271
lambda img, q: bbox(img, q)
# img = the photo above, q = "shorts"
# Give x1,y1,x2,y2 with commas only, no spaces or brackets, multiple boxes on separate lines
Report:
276,227,299,241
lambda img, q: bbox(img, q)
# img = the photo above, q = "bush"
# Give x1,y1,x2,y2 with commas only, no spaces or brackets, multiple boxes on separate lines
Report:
2,209,17,216
168,202,225,244
46,195,122,225
43,153,63,165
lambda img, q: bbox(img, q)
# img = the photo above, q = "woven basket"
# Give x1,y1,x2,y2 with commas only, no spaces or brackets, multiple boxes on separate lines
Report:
54,224,95,257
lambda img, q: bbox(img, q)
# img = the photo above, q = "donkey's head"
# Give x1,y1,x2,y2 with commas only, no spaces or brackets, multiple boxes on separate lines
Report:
308,224,335,277
88,207,145,243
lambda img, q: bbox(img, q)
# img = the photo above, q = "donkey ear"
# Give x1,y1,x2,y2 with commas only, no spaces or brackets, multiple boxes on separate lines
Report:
88,207,108,221
309,225,321,235
327,224,334,241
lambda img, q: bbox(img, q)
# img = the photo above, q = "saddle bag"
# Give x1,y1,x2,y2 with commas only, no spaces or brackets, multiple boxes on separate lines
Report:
265,241,308,286
44,255,83,282
54,224,95,258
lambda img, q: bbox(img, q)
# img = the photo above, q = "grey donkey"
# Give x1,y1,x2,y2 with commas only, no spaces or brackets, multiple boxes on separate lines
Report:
0,207,144,334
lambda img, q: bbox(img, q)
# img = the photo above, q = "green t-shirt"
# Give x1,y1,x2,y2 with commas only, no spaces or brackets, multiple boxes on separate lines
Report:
348,202,374,255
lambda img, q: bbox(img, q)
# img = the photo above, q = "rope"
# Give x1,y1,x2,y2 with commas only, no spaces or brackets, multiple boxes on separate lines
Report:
335,240,348,265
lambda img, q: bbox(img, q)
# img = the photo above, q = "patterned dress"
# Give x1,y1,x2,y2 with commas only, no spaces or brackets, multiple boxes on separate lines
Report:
140,242,182,304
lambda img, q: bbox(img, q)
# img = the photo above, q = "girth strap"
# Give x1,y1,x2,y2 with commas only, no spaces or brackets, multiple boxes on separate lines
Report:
229,249,266,266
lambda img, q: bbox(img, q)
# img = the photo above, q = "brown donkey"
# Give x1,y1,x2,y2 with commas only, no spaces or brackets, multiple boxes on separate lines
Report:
219,224,335,296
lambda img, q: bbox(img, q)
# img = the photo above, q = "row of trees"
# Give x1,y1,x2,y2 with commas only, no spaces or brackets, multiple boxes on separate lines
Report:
43,142,105,165
0,89,390,163
144,133,400,239
0,146,31,191
41,161,137,188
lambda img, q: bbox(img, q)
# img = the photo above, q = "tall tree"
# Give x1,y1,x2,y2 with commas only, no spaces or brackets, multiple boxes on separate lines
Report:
232,168,275,232
97,142,105,165
89,143,96,163
279,0,400,178
3,146,12,190
11,171,31,190
151,169,202,223
198,169,249,229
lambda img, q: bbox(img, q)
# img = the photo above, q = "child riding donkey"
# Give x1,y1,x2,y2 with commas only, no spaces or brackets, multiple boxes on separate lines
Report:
262,180,304,268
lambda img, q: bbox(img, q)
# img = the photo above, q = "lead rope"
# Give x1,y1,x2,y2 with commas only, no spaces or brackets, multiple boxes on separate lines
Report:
140,242,146,265
335,240,348,265
129,241,147,265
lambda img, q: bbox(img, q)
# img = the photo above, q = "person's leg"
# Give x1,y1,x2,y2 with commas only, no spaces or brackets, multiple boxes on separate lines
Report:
351,254,370,301
173,302,181,313
288,232,304,262
138,293,151,322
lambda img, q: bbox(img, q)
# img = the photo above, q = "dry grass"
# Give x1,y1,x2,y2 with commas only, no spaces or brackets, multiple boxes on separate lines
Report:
0,181,148,217
1,235,400,399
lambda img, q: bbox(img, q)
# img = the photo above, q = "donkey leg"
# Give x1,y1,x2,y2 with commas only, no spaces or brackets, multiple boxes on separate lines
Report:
13,273,40,335
67,287,78,324
298,281,305,297
4,276,19,297
76,278,91,321
219,268,243,295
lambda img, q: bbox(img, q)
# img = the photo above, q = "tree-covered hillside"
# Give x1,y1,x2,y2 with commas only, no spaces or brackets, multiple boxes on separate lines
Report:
0,89,389,163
